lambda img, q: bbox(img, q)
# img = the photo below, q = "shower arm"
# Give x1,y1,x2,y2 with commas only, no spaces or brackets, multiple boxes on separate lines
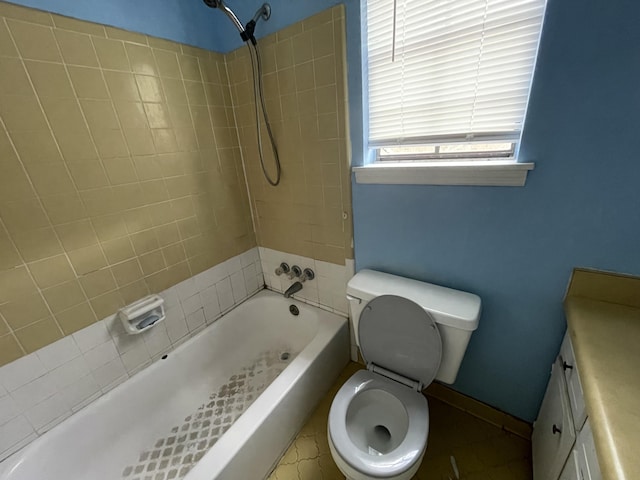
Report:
207,0,270,45
243,4,271,44
216,2,248,38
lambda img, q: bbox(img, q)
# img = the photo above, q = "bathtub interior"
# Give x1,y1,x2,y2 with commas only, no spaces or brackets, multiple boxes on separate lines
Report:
120,346,294,480
0,291,342,480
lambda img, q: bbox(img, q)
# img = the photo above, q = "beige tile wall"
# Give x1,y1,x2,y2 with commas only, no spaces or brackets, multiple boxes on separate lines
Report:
226,6,353,265
0,2,255,366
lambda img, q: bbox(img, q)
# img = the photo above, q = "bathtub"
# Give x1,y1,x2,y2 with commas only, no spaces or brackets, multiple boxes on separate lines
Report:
0,290,349,480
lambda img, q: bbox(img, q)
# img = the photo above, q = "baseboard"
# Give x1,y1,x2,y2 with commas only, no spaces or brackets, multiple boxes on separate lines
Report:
425,382,532,440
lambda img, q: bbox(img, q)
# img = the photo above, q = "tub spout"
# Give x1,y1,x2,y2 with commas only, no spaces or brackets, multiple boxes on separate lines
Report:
284,281,303,298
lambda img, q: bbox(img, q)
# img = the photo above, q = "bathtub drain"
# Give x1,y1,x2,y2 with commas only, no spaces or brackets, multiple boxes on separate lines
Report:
280,352,290,361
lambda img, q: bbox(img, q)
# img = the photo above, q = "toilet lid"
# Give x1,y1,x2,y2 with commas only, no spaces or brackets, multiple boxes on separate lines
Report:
359,295,442,387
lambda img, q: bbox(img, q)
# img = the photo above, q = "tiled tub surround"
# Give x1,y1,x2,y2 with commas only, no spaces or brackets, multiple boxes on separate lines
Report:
227,5,354,266
259,247,360,362
0,247,263,461
0,0,357,465
0,1,354,369
259,247,353,316
0,1,255,367
0,290,348,480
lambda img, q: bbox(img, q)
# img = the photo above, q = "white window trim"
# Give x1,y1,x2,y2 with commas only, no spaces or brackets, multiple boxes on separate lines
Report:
353,160,534,187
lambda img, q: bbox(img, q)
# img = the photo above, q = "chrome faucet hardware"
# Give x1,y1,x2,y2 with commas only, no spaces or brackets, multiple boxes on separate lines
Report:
300,268,315,282
275,262,290,276
284,281,303,298
282,267,313,298
289,265,302,279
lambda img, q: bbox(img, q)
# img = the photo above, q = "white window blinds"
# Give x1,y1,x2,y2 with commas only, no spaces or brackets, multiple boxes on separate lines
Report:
367,0,546,147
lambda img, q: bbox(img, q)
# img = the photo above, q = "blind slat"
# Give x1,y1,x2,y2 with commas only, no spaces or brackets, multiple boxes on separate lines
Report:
367,0,546,145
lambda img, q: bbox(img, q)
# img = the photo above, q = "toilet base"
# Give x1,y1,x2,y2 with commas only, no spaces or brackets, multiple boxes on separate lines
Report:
328,432,425,480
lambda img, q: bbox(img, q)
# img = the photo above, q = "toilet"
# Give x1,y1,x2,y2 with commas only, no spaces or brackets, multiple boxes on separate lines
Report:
328,270,481,480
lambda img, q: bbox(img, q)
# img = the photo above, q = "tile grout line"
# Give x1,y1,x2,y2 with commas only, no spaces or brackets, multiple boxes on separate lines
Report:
50,32,133,320
110,31,174,285
1,15,162,335
0,217,27,357
0,18,69,341
224,47,258,241
146,43,198,278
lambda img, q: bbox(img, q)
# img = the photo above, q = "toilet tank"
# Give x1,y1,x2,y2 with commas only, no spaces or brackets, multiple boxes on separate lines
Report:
346,269,481,384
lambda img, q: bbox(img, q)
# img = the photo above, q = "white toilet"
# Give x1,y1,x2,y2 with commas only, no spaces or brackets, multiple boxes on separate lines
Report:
328,270,481,480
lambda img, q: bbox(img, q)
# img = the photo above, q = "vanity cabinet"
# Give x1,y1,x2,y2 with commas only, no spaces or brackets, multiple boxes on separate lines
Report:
532,357,576,480
559,334,587,429
533,334,602,480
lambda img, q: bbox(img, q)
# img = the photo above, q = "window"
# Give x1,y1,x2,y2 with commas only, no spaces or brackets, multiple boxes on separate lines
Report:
358,0,546,185
379,143,514,161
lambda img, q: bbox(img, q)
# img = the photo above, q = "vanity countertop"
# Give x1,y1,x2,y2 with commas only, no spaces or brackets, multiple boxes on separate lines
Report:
564,275,640,480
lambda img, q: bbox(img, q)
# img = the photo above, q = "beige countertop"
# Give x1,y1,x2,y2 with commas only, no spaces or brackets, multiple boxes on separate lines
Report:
564,295,640,480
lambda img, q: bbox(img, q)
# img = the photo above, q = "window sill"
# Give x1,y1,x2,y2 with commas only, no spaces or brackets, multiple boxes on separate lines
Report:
353,160,534,186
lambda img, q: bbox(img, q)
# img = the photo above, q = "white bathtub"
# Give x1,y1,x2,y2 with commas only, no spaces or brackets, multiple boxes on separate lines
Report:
0,290,349,480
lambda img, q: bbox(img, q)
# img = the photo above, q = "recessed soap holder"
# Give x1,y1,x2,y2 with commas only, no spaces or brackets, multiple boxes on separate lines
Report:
118,294,165,335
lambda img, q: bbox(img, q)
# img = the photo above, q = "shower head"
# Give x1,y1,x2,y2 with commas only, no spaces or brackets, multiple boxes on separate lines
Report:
202,0,271,44
202,0,222,8
203,0,245,35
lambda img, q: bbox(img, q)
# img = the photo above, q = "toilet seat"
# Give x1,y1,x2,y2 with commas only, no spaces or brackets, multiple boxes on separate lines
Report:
328,370,429,479
358,295,442,388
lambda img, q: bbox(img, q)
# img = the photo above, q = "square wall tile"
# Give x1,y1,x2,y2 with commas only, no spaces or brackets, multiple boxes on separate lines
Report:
25,392,70,432
7,20,61,62
0,353,47,392
14,317,63,353
0,334,24,367
72,321,111,353
25,61,75,98
92,37,130,71
28,255,76,289
36,337,81,370
0,293,51,330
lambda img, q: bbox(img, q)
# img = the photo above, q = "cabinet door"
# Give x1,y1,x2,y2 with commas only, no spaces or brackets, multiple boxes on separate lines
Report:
559,451,580,480
576,419,602,480
532,358,577,480
560,334,587,429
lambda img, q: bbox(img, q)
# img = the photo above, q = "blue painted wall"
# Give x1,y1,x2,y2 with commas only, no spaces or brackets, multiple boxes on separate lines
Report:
353,0,640,421
6,0,220,51
4,0,353,53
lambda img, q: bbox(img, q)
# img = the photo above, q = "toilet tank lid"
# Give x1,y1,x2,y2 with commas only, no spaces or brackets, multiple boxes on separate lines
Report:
347,270,481,331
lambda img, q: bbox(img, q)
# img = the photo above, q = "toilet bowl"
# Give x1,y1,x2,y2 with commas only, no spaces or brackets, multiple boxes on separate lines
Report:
328,270,481,480
328,370,429,480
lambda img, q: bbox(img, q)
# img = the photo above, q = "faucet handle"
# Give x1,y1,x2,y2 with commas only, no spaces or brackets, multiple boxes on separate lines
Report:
300,268,315,282
288,265,302,279
275,262,290,276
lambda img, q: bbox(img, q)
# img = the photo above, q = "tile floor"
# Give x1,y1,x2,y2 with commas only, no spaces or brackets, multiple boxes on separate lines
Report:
268,363,532,480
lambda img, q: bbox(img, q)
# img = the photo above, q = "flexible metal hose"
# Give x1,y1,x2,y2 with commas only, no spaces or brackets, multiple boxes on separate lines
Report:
247,41,281,186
